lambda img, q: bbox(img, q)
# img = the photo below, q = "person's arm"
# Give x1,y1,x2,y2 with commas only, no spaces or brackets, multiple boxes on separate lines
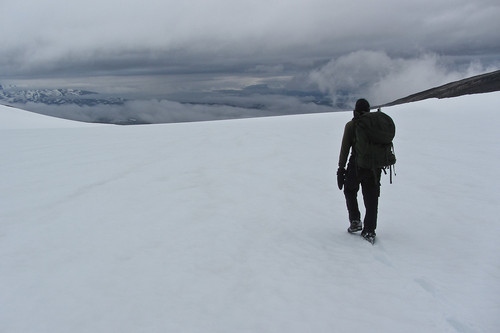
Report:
338,121,354,168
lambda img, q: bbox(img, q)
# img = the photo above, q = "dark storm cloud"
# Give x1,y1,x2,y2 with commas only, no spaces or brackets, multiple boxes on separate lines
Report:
2,0,499,74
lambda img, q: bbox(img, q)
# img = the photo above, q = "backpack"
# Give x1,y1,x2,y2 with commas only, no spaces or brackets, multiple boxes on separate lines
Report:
354,108,396,181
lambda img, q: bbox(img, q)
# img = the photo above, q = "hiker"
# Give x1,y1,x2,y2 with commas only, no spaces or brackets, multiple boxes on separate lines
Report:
337,98,381,243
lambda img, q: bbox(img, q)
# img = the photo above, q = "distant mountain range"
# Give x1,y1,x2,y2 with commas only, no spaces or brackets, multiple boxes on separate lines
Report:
0,85,125,107
379,69,500,108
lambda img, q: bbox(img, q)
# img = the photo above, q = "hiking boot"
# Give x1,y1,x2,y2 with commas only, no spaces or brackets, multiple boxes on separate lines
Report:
347,220,362,233
361,231,376,244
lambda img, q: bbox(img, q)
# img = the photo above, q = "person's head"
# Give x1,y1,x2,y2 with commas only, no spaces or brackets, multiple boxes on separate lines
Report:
354,98,370,118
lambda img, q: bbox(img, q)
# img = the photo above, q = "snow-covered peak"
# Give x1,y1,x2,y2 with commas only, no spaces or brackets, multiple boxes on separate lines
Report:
0,85,124,107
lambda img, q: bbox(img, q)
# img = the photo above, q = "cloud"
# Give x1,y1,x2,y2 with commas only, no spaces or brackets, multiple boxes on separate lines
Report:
307,51,499,106
19,95,333,125
2,0,499,78
9,50,499,124
2,0,500,123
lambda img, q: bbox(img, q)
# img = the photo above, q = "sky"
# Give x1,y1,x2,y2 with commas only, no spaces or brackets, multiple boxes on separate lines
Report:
1,0,500,111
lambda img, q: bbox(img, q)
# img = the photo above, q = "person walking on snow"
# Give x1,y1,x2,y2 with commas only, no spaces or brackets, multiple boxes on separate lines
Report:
337,98,381,243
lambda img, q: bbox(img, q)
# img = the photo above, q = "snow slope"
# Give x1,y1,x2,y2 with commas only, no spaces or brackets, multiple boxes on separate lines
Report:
1,94,499,333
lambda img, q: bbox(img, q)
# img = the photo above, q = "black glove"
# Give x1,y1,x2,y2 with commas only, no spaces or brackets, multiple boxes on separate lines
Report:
337,167,345,190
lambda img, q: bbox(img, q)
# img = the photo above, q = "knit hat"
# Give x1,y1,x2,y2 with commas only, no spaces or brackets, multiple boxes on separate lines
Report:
354,98,370,113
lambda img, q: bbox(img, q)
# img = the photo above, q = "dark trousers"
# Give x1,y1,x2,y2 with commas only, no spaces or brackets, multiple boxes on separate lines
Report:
344,162,381,233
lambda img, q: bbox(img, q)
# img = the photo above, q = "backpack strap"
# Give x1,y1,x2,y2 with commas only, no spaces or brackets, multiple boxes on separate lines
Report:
386,144,396,184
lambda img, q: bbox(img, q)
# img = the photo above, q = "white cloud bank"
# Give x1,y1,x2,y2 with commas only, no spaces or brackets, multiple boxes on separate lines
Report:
308,51,499,105
20,95,333,124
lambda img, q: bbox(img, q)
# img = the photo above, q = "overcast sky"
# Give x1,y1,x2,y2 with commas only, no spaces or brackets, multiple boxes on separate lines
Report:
1,0,500,108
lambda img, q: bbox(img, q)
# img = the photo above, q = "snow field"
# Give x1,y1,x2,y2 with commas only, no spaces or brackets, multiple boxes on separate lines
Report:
1,92,499,332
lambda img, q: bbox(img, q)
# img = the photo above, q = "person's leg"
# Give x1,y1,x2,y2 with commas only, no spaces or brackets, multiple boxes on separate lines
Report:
343,163,361,222
361,169,381,234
